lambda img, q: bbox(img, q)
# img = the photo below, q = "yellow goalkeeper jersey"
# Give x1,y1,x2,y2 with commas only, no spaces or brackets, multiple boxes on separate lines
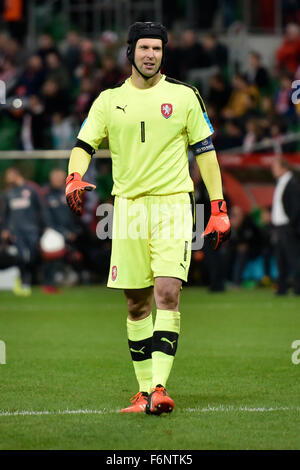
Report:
77,74,213,198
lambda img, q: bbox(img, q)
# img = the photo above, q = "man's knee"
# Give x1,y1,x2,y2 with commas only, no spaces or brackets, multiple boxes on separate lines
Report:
125,287,154,320
155,282,181,310
127,299,152,320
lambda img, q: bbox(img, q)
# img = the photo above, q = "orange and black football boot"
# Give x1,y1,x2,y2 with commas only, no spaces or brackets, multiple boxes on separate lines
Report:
146,385,174,415
120,392,148,413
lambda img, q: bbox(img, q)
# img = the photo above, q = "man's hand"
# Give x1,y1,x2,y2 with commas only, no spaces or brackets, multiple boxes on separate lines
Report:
65,172,96,216
202,200,231,250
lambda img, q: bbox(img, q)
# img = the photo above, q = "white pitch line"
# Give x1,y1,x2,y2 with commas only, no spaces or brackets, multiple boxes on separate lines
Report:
184,406,300,413
0,406,299,417
0,409,118,417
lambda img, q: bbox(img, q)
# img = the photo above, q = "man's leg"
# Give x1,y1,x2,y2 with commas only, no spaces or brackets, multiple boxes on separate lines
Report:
121,287,154,413
283,228,300,295
275,231,289,294
146,277,182,414
151,277,181,390
14,235,34,296
145,277,181,414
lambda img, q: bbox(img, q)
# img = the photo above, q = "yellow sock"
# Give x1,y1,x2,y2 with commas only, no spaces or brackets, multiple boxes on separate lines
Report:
127,314,153,393
151,309,180,389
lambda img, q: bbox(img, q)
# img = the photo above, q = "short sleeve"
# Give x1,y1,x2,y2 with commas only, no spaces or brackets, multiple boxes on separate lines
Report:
77,92,108,149
186,87,214,145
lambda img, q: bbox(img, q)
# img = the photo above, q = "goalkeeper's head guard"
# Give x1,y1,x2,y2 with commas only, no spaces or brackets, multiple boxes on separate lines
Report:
127,22,168,79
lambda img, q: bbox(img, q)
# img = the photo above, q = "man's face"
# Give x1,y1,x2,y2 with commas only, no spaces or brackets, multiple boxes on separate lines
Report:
5,169,17,186
271,159,284,179
50,169,66,189
134,38,163,77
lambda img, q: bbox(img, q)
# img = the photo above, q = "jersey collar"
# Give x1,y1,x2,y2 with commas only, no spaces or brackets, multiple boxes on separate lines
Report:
127,74,166,92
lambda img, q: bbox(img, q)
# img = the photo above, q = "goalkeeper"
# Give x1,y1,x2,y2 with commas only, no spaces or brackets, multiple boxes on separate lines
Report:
66,22,230,415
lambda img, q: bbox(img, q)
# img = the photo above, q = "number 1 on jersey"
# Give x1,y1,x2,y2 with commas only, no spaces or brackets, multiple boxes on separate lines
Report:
141,121,145,143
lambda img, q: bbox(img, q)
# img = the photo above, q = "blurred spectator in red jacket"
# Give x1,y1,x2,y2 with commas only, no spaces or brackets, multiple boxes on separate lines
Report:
276,23,300,75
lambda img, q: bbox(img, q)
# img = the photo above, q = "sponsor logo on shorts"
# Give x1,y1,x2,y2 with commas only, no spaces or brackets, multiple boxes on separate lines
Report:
111,265,117,281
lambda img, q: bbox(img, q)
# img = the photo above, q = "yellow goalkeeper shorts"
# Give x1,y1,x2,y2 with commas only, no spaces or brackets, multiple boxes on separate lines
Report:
107,193,193,289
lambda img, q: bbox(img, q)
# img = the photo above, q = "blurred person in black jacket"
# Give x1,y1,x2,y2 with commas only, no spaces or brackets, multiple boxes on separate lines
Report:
259,206,275,285
214,119,243,152
42,168,81,292
15,54,45,96
180,30,209,79
224,206,263,287
207,73,231,114
163,32,182,80
201,181,229,292
202,33,228,69
190,167,228,292
41,79,70,119
271,157,300,295
63,31,82,73
0,167,47,295
246,51,270,91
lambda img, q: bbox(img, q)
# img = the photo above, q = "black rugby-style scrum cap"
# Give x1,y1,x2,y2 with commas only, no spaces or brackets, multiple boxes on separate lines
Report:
126,22,168,77
127,21,168,47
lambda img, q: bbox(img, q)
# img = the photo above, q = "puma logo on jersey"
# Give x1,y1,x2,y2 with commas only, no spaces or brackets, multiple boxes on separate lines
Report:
116,105,127,113
130,346,145,355
161,337,177,349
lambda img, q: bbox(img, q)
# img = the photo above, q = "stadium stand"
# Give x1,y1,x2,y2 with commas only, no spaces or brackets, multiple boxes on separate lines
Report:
1,2,300,291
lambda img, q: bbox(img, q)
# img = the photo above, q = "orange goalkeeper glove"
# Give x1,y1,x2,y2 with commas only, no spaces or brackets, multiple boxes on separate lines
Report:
65,172,96,216
202,200,231,250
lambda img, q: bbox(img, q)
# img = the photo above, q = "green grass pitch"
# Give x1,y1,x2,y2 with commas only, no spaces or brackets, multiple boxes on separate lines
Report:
0,286,299,450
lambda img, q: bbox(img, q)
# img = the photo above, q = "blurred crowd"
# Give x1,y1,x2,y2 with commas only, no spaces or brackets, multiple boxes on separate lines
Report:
0,23,300,158
2,158,299,295
1,22,300,293
0,165,112,294
0,162,272,293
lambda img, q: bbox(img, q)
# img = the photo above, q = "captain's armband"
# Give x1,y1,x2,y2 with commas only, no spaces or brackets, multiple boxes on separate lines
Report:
75,139,96,157
191,137,215,156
